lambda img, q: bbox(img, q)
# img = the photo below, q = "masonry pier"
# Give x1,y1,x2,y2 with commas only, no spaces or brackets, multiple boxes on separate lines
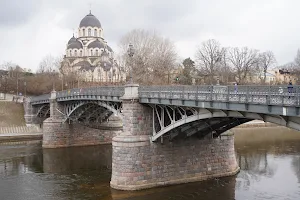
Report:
110,84,239,190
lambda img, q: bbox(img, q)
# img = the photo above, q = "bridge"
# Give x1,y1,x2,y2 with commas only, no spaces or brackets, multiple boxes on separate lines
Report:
24,84,300,190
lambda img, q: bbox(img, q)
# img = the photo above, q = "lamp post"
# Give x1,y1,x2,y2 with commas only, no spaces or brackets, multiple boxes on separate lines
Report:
24,81,27,97
127,43,135,83
52,70,55,91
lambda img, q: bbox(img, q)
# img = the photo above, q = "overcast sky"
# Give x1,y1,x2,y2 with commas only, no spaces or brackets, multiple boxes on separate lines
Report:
0,0,299,71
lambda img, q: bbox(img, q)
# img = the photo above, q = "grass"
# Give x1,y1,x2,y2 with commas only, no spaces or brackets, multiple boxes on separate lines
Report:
0,102,25,127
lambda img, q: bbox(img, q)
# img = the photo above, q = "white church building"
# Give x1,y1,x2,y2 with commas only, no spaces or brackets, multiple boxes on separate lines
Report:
60,11,125,83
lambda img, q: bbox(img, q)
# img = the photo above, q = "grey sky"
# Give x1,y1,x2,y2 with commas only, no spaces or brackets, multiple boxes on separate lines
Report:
0,0,299,71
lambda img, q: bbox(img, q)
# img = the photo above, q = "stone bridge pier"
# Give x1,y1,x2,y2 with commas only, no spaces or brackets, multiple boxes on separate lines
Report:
42,91,122,148
24,98,43,127
110,85,239,190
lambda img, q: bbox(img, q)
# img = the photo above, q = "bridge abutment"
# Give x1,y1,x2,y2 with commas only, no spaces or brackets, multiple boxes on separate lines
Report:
23,98,41,126
111,84,239,190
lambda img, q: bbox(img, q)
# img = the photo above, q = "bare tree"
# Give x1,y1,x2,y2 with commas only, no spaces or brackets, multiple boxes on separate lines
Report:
294,49,300,68
37,55,63,74
118,29,178,85
195,39,225,84
258,51,276,84
227,47,259,84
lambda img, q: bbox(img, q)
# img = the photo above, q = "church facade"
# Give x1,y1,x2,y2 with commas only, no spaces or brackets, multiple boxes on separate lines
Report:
61,11,125,83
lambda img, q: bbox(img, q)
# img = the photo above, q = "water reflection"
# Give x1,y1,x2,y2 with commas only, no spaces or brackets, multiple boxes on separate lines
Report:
43,145,112,174
1,127,300,199
110,177,236,200
234,127,300,199
0,144,43,176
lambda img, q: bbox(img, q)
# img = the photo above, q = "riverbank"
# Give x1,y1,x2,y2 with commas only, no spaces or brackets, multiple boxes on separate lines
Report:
235,120,278,128
0,132,42,145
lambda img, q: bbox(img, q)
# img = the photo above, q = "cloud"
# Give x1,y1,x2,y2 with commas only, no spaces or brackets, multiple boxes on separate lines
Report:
0,0,300,71
0,0,42,27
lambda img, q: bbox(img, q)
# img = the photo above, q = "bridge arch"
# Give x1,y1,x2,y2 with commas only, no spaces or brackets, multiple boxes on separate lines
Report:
36,104,50,118
151,105,300,142
63,100,123,123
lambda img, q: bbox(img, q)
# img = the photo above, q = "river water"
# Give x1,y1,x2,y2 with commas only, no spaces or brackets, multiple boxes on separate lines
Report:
1,127,300,200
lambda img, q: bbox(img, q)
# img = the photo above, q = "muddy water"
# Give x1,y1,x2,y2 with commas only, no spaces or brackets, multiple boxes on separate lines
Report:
0,127,300,200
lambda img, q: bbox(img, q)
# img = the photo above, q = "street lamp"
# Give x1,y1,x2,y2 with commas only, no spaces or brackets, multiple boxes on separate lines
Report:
24,81,27,97
51,70,56,91
127,43,135,83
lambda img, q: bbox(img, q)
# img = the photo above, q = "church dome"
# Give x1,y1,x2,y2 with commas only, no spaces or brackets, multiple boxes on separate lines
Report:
79,12,101,28
88,40,105,49
67,40,83,49
67,35,77,45
107,45,113,52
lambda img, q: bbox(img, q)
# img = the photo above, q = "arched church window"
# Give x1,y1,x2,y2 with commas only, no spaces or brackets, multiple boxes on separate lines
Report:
96,49,99,56
82,29,85,36
90,49,93,56
80,50,83,57
99,30,101,37
94,29,97,37
88,28,91,36
70,50,72,57
74,50,77,57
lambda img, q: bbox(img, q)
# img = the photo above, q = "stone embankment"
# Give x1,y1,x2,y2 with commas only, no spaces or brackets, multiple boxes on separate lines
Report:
0,100,42,144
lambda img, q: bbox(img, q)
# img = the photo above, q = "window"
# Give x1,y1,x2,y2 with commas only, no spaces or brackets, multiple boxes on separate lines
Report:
70,50,72,57
94,29,97,37
90,49,93,56
96,49,99,56
80,50,83,57
74,50,77,57
88,28,91,36
82,29,85,36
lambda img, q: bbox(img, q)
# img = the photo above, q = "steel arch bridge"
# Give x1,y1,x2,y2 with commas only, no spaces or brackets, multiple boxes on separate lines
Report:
29,87,124,127
139,85,300,142
28,85,300,139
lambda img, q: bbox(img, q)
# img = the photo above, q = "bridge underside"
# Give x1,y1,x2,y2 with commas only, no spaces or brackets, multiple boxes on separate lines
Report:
150,105,300,142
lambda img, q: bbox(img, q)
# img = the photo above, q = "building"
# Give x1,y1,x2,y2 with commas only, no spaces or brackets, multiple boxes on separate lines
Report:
272,69,297,84
249,71,276,84
60,11,125,83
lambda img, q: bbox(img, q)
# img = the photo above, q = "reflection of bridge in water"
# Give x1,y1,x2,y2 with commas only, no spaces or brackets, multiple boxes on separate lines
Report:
43,144,112,174
24,84,300,190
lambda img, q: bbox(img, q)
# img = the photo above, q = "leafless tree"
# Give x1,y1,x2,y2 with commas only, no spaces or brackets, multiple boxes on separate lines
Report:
258,51,276,84
195,39,225,84
294,49,300,68
37,55,63,74
227,47,259,84
118,29,178,85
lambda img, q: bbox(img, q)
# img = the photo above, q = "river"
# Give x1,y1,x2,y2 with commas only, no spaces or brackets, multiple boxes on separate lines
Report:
1,127,300,200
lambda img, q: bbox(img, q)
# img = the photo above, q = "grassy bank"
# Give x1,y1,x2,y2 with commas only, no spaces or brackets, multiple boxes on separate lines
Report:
0,102,25,127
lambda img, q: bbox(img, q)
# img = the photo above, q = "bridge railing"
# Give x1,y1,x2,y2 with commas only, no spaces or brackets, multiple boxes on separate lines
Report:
56,86,125,98
139,85,300,106
30,94,51,104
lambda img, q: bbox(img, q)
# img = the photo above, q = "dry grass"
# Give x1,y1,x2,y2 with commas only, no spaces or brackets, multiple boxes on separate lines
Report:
0,102,25,127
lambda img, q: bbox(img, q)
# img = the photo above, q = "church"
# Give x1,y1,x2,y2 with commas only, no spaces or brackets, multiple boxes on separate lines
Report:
60,11,125,83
